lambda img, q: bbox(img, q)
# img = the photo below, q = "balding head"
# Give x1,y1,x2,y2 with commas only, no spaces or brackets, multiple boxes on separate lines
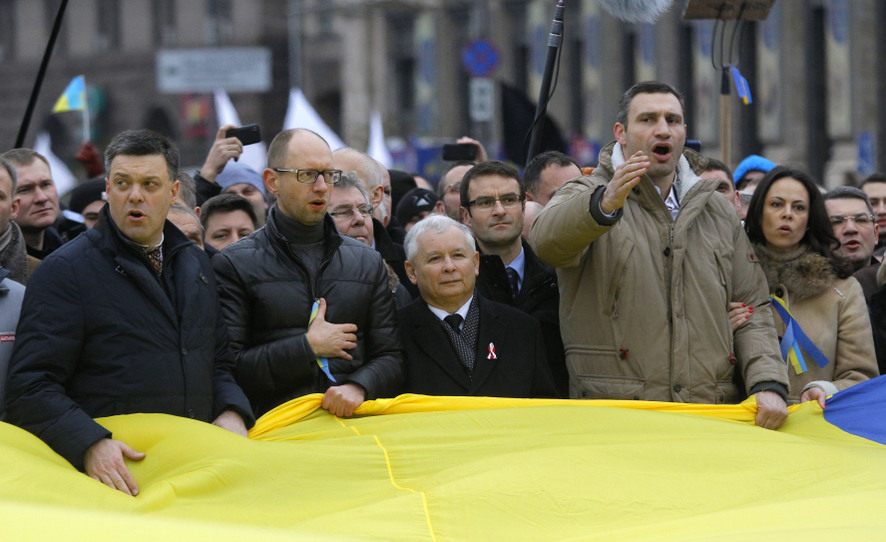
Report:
332,148,383,189
333,147,387,221
267,129,331,170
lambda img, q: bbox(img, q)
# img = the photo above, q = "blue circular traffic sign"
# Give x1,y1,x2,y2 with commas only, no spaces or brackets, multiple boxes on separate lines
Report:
461,40,500,77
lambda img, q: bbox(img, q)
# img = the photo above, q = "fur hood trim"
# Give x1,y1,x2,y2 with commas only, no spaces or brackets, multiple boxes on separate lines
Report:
753,243,837,302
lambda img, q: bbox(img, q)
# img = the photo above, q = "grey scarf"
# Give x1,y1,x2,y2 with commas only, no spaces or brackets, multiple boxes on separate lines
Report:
0,222,29,285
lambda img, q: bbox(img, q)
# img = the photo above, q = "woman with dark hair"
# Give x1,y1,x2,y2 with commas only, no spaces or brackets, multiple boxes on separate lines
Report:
741,166,878,406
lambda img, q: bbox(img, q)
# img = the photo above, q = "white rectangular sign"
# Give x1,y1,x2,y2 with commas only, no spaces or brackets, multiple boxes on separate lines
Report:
157,47,272,93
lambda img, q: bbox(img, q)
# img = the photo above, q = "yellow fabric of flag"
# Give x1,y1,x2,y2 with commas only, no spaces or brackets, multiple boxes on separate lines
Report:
0,394,885,540
51,75,86,113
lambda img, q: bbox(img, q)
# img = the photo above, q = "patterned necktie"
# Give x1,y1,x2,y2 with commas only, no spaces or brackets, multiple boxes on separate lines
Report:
146,245,163,275
506,267,520,300
444,313,464,334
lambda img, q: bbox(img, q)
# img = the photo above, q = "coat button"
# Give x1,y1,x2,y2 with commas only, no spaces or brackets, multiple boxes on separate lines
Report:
580,391,588,398
181,348,188,355
673,383,682,393
664,247,671,257
187,408,195,418
775,287,784,297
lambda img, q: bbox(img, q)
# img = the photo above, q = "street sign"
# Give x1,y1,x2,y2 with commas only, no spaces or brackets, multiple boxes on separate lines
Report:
157,47,272,93
461,40,500,78
470,77,495,123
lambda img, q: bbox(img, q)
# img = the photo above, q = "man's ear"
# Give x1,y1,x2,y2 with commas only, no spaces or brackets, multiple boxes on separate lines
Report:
460,206,471,226
614,122,627,146
371,185,384,208
404,260,418,285
263,169,278,196
10,197,19,220
195,206,203,219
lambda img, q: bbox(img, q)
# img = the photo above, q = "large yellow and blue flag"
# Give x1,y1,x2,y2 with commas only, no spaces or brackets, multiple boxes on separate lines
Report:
51,75,86,113
2,378,886,539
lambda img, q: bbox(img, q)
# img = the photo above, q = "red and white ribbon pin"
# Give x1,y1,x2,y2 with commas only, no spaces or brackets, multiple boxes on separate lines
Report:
487,342,497,360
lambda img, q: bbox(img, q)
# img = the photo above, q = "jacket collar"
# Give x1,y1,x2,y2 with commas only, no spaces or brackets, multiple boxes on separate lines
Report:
371,217,399,262
265,205,343,262
94,204,192,259
754,243,837,301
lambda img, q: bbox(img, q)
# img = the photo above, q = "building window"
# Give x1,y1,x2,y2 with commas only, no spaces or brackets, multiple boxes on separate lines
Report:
0,1,15,62
96,0,121,52
153,0,176,46
206,0,234,45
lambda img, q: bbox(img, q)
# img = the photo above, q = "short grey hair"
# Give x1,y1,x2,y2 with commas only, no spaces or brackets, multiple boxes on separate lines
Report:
824,185,875,216
404,214,475,262
0,157,18,192
334,171,372,205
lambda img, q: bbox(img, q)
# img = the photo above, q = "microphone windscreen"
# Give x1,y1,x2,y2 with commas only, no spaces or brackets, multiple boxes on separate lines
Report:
596,0,675,23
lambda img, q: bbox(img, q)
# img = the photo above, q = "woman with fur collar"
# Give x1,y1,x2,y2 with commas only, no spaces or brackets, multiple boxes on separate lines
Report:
740,166,879,406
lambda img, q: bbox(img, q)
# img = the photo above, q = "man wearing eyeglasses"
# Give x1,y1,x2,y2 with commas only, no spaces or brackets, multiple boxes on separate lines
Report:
824,187,881,302
327,172,415,302
460,161,566,397
213,128,404,418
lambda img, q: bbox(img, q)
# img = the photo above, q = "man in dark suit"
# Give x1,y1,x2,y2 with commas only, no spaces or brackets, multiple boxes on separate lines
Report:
459,161,567,396
401,214,556,398
6,130,254,496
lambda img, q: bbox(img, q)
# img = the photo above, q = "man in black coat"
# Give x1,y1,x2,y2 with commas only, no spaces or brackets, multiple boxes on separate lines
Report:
460,161,568,396
5,130,254,496
213,129,404,418
326,172,416,302
401,215,556,398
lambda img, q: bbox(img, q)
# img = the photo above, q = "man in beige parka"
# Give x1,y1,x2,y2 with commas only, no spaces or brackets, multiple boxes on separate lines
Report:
530,81,790,429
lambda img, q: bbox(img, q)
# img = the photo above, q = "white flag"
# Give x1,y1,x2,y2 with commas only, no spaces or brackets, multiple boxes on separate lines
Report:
367,110,392,168
213,89,268,173
282,88,346,151
33,132,78,196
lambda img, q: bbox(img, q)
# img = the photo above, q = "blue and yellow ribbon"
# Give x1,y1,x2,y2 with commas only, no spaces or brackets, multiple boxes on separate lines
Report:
310,300,337,383
771,295,830,375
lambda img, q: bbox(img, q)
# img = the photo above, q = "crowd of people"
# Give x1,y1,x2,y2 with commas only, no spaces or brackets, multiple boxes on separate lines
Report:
0,80,883,495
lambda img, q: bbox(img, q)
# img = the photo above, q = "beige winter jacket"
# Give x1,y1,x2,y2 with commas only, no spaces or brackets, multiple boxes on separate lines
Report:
530,141,788,403
755,244,879,403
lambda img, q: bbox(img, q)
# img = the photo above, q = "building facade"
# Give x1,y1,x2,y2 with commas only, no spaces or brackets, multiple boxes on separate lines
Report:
0,0,883,187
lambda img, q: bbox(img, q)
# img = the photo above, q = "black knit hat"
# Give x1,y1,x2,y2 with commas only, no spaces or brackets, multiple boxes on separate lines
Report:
68,177,106,214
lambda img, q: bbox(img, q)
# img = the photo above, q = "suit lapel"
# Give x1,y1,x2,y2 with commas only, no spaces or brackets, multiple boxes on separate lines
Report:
470,298,500,393
411,304,471,388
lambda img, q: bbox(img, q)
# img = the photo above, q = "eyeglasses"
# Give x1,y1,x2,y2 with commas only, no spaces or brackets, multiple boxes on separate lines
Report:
829,214,876,227
467,193,523,211
272,168,343,185
329,205,374,220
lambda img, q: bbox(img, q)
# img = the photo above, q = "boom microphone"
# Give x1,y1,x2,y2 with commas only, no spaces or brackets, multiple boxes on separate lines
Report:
526,1,566,164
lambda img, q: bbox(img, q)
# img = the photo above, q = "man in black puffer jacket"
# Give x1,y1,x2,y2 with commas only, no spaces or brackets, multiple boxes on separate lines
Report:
6,130,254,496
213,129,404,418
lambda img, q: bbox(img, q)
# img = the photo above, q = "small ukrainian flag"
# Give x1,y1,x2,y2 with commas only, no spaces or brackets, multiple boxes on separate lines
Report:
730,66,752,106
52,75,86,113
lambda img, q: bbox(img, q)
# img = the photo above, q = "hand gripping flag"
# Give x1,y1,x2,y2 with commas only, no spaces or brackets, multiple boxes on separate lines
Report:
52,76,86,113
309,300,337,383
771,295,830,375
